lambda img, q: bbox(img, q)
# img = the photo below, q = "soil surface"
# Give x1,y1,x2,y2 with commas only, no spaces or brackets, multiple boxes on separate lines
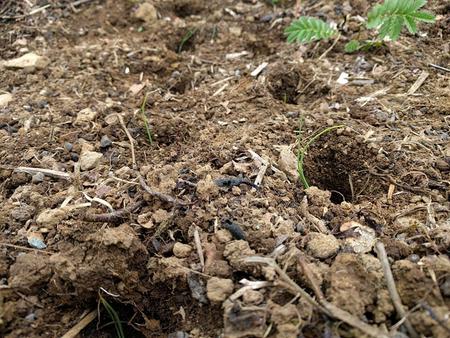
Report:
1,1,449,337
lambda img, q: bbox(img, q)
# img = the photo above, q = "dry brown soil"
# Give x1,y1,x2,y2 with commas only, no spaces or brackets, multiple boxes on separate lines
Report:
0,0,449,337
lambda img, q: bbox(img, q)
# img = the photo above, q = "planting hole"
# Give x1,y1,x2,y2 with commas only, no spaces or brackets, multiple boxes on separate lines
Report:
303,133,379,202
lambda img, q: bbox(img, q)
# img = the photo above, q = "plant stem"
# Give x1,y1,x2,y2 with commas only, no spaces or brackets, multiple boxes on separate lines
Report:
297,124,344,189
140,93,153,145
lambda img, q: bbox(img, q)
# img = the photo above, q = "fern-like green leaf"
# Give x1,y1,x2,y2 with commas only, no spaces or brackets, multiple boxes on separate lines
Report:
367,0,435,40
285,17,337,44
345,40,361,53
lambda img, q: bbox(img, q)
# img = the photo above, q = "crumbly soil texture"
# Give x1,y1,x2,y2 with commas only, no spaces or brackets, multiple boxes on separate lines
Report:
1,1,449,337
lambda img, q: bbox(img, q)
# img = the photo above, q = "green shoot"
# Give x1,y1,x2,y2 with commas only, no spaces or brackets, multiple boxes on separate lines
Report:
99,294,125,338
140,93,153,145
285,17,337,44
344,39,384,53
297,124,344,189
367,0,435,41
344,40,361,53
178,28,197,53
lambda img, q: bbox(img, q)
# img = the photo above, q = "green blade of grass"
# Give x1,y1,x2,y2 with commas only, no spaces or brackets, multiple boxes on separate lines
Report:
99,294,125,338
141,93,153,145
297,125,345,189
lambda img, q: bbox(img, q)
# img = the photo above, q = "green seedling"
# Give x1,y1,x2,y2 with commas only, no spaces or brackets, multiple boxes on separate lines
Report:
140,93,153,145
296,123,344,189
367,0,435,41
178,28,197,53
286,0,435,52
285,17,337,44
98,293,125,338
344,39,384,53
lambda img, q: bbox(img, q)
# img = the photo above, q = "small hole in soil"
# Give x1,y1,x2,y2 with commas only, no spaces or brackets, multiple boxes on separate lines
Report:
330,190,346,204
304,133,378,203
83,301,145,338
267,69,300,104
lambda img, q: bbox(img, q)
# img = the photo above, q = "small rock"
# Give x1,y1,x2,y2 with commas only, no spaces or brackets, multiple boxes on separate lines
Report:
75,107,97,124
306,233,340,259
242,289,264,304
342,225,376,253
188,273,208,304
215,229,233,243
207,277,234,302
32,172,45,183
152,209,170,224
25,313,37,321
70,152,79,161
100,135,112,148
79,151,103,170
440,276,450,296
2,52,50,71
64,142,73,151
36,208,68,228
27,232,47,249
10,205,36,222
278,145,298,181
0,93,13,108
205,260,232,278
173,242,192,258
197,175,220,200
134,2,158,23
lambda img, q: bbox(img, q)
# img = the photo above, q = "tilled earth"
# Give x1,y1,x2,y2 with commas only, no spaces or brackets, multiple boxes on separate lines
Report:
0,1,449,337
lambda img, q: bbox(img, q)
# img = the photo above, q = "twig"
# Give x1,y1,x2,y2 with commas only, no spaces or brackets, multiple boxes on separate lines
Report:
116,114,136,169
297,256,325,303
245,256,391,338
138,174,185,205
82,200,145,223
193,226,205,272
248,149,269,186
428,63,450,73
0,4,50,19
318,33,341,60
61,310,97,338
0,243,53,254
375,241,418,338
15,166,71,180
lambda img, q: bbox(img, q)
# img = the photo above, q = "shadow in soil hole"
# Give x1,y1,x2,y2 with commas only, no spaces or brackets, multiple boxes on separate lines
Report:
81,301,145,338
303,133,379,203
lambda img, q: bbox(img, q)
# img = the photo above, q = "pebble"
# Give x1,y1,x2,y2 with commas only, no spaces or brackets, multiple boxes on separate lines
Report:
215,229,233,243
0,93,13,108
25,313,37,321
173,243,192,258
64,142,73,151
27,232,47,250
75,107,97,124
440,276,450,296
10,205,35,222
70,152,79,161
79,151,103,170
242,289,264,304
2,52,50,71
134,2,158,23
100,135,112,148
342,225,376,254
32,172,45,183
206,277,234,302
306,233,340,259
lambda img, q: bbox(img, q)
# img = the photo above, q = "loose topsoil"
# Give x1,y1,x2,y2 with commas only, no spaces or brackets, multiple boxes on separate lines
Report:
0,1,449,337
